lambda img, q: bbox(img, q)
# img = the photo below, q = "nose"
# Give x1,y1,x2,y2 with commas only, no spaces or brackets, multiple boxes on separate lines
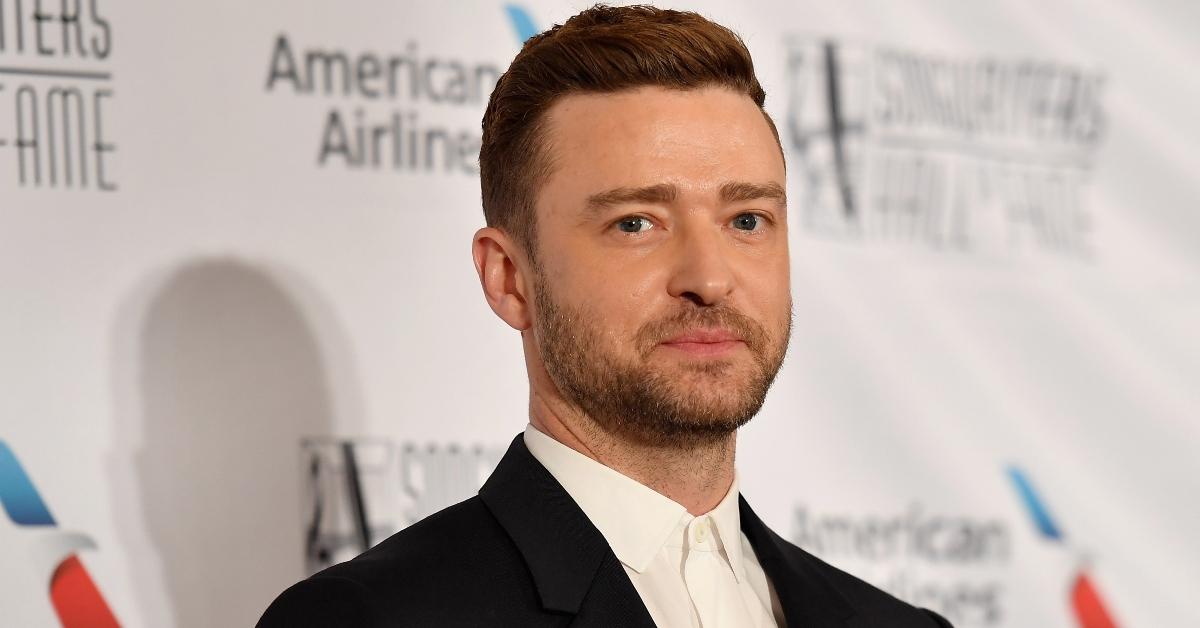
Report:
665,224,735,307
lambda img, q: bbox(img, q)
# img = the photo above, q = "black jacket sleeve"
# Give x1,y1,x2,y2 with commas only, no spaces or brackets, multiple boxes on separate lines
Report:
921,607,956,627
257,575,379,628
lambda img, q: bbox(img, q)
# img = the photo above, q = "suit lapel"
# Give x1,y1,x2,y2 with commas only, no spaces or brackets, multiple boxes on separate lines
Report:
479,435,656,627
740,495,856,627
479,434,854,628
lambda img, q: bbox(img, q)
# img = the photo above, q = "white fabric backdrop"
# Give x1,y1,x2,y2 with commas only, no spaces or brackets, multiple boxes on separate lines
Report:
1,1,1196,626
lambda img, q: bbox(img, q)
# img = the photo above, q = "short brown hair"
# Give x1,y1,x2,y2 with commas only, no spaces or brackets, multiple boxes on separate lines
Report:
479,4,779,257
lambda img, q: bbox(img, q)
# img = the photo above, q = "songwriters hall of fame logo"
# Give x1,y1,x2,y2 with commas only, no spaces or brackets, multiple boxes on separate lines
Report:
0,0,118,191
300,438,503,573
784,38,1106,257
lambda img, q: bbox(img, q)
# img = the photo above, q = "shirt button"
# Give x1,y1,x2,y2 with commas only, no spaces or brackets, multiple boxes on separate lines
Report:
694,519,709,543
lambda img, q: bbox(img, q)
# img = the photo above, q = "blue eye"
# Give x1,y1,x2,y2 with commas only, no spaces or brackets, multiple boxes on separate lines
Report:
731,213,761,231
616,216,654,233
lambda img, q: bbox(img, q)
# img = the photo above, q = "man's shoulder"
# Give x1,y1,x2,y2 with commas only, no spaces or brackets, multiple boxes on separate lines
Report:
320,495,512,584
767,530,954,627
257,496,545,627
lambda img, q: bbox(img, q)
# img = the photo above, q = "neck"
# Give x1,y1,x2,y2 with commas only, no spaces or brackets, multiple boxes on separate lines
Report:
529,389,736,516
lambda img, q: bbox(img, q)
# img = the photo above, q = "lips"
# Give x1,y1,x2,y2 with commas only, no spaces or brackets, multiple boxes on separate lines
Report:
657,328,745,358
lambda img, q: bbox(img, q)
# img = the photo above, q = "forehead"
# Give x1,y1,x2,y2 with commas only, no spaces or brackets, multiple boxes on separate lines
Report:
537,85,784,205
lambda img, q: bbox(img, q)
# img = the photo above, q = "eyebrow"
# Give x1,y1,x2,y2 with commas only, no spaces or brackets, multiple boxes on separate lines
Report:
585,183,678,212
583,180,786,219
720,181,787,207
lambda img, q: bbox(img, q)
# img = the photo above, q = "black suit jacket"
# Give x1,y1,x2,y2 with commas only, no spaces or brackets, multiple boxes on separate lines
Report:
259,434,953,627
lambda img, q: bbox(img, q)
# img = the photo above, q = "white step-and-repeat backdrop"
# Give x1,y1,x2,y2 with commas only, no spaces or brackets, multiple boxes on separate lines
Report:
1,1,1196,626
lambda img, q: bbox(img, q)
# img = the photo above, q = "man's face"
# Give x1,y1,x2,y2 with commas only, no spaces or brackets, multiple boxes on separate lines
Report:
529,85,792,448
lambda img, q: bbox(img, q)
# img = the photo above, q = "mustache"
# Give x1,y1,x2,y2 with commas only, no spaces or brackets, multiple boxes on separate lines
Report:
635,303,770,357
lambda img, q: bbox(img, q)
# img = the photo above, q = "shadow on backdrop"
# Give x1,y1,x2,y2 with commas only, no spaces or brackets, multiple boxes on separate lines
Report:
109,259,365,628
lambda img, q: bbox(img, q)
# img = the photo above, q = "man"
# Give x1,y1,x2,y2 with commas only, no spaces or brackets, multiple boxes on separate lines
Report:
259,5,952,627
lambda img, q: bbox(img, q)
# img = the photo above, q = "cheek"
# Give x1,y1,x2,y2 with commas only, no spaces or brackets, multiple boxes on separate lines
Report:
561,258,670,339
742,256,792,318
554,237,659,303
596,275,664,338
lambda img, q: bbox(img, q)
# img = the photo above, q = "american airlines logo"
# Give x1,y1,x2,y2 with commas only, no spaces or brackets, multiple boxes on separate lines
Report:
790,467,1122,627
1007,467,1119,628
261,4,539,175
0,441,120,627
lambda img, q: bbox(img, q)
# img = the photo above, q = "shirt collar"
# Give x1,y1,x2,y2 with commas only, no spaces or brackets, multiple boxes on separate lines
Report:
523,424,745,580
706,469,748,582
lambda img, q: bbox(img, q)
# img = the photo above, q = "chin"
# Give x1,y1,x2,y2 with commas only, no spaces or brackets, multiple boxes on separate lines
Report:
666,384,764,420
663,357,757,386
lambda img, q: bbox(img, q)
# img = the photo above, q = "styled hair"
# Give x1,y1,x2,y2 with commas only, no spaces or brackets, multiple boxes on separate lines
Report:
479,3,779,257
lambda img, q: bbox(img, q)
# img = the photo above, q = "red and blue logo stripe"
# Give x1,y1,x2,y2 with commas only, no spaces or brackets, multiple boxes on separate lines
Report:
0,441,120,627
1007,466,1119,628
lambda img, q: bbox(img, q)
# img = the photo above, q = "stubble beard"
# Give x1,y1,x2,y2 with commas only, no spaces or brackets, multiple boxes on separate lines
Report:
532,272,792,450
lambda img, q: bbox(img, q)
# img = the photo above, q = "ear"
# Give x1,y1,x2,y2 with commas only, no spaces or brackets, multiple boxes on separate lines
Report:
472,227,533,331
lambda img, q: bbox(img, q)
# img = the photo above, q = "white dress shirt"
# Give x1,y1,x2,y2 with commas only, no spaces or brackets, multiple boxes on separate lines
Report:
523,425,785,628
